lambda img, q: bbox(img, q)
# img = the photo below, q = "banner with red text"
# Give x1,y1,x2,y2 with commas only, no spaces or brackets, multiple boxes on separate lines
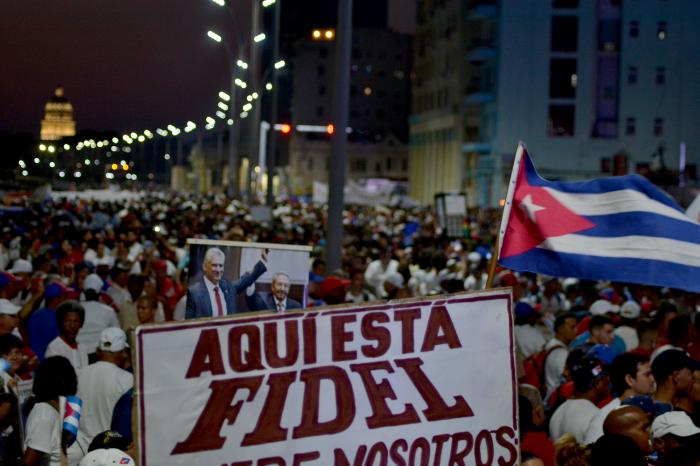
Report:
134,289,517,466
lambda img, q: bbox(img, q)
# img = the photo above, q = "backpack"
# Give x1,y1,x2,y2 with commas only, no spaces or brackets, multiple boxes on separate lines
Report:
520,344,565,394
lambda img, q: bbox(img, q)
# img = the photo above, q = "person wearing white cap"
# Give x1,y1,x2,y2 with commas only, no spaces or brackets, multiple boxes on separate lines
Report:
79,448,134,466
72,328,133,461
615,301,641,351
8,258,33,306
650,411,700,461
0,299,21,337
78,274,119,358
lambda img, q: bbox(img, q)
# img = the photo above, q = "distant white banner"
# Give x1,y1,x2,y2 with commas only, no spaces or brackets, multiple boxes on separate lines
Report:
135,289,518,466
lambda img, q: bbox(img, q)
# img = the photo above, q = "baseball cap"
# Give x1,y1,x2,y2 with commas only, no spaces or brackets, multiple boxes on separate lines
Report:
651,411,700,439
98,327,129,352
384,273,404,288
0,298,20,316
79,448,134,466
44,282,79,301
586,344,616,365
8,259,32,274
514,301,537,320
619,301,641,319
87,431,130,453
319,276,350,298
571,356,607,390
651,349,700,382
589,299,620,315
0,272,21,289
84,274,104,293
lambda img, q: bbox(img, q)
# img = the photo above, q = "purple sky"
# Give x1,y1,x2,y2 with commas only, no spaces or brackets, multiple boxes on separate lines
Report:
0,0,415,136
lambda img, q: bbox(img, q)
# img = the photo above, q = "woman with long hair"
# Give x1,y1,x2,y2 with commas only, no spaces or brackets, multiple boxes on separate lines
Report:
21,356,77,466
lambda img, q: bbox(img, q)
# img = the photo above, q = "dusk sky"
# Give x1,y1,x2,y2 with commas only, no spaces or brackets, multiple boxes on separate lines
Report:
0,0,415,136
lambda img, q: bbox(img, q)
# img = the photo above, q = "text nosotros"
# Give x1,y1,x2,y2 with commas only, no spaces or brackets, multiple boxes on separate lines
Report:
173,305,475,454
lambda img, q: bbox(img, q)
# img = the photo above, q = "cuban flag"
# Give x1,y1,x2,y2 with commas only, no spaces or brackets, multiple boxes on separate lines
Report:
62,395,82,442
497,143,700,292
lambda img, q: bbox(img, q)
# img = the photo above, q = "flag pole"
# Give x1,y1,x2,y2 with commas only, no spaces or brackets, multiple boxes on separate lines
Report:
486,142,526,289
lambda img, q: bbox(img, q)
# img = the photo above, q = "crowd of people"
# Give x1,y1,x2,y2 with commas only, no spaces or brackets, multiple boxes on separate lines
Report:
0,192,697,465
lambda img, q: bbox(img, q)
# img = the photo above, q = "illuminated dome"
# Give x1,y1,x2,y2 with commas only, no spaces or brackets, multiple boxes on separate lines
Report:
40,85,76,141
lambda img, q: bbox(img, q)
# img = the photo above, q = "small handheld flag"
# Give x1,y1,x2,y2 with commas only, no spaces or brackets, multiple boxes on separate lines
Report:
497,143,700,291
0,358,10,373
62,395,82,443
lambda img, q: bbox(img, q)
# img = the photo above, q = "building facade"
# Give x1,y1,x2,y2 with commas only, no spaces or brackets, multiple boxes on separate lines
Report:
288,27,412,193
40,85,76,141
410,0,700,207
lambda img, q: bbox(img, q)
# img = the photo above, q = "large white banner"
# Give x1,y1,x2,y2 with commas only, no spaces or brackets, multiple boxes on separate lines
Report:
134,289,518,466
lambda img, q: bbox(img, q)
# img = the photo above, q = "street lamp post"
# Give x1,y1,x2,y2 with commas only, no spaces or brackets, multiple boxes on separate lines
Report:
265,0,281,207
326,0,353,272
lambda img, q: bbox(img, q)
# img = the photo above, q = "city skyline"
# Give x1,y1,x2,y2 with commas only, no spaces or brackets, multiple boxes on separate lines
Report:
0,0,415,136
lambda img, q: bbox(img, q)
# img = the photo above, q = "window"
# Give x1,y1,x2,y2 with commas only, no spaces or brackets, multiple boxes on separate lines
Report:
318,85,326,95
551,16,578,52
552,0,579,7
654,118,664,136
375,162,381,173
317,65,325,77
629,21,639,38
627,66,638,84
386,157,392,171
549,59,577,98
626,117,636,135
355,158,366,173
657,21,667,40
402,157,408,171
548,105,575,137
655,67,666,85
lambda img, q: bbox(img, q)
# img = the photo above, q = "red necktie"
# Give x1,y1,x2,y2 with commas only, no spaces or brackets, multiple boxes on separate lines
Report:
214,286,224,317
277,301,284,313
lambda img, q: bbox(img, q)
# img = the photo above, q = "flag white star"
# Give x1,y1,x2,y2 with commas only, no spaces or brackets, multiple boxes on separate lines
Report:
519,194,545,222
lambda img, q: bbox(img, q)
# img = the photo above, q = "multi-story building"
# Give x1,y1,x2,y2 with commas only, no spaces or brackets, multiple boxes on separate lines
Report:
287,27,412,193
411,0,700,207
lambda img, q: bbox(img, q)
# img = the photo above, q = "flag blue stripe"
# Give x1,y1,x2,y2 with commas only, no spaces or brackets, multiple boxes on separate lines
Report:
524,153,682,212
578,212,700,243
500,248,700,292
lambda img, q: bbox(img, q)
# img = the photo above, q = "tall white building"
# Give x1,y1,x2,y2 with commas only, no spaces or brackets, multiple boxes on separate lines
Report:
410,0,700,207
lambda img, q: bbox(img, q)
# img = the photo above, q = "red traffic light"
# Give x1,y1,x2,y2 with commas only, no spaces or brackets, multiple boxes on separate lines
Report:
280,124,292,134
326,124,335,135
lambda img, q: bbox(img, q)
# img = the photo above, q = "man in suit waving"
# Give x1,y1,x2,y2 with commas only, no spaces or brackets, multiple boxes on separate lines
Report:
185,247,267,319
247,272,301,313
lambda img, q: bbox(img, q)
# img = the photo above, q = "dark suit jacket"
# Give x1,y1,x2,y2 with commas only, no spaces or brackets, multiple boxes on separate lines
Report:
246,292,302,312
185,260,267,319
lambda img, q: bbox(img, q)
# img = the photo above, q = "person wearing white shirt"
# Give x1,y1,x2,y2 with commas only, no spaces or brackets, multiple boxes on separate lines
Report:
45,301,89,371
364,249,399,299
72,328,133,459
615,301,641,351
22,356,78,466
544,313,577,391
583,352,655,444
549,356,610,442
78,274,119,356
514,302,548,358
